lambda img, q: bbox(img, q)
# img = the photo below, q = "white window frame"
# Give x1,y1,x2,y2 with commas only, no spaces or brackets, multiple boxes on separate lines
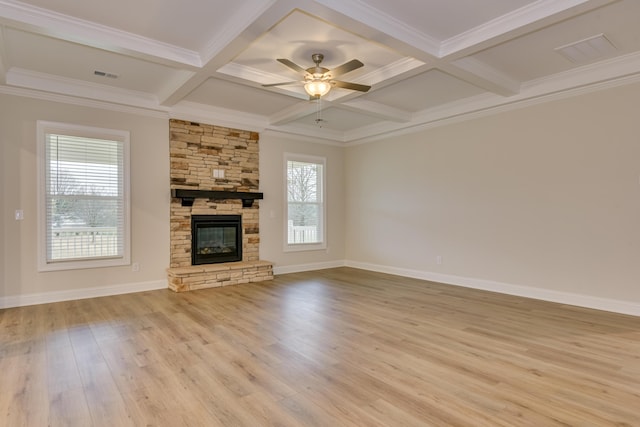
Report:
37,121,131,271
284,153,327,252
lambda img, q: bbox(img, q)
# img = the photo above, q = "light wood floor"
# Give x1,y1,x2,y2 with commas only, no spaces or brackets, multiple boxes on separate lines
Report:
1,268,639,426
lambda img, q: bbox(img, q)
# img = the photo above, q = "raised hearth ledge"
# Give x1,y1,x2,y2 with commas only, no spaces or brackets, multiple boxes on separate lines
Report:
167,260,273,292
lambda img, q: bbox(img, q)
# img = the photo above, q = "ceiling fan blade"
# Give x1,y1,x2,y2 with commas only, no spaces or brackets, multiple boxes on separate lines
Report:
277,58,307,74
262,81,299,87
330,59,364,77
332,80,371,92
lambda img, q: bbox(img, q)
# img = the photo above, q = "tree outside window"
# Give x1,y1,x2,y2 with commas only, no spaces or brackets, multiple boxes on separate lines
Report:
286,155,325,248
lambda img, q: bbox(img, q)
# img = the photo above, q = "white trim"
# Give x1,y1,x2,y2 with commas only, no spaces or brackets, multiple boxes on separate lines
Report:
2,44,640,145
0,0,201,67
313,0,440,57
344,71,640,146
273,260,345,275
0,280,167,309
440,0,613,57
169,101,268,133
7,68,160,108
0,84,169,119
36,121,131,272
3,262,638,316
344,260,640,317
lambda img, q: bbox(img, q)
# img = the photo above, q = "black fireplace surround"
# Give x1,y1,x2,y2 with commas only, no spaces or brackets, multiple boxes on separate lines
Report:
191,215,242,265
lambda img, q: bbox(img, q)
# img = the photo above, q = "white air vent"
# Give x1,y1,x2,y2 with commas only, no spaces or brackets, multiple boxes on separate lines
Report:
555,34,617,64
94,70,119,79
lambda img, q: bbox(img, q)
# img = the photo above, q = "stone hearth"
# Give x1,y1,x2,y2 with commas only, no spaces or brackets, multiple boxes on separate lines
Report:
166,119,273,292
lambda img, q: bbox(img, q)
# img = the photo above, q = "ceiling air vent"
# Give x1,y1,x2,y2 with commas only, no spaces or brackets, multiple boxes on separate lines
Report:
94,70,119,79
555,34,617,64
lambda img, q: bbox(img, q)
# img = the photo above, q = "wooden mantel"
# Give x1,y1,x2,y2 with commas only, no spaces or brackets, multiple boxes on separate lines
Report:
171,189,264,207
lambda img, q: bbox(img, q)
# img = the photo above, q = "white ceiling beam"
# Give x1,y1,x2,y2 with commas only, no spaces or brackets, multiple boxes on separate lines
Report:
441,57,521,96
159,0,298,106
310,0,440,62
440,0,618,59
0,0,201,68
338,99,411,122
430,0,617,97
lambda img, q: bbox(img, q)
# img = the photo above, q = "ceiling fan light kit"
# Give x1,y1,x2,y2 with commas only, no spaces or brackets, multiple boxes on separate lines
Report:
265,53,370,99
304,78,332,97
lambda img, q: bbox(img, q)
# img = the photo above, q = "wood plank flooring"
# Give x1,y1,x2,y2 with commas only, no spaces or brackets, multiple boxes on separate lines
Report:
1,267,639,426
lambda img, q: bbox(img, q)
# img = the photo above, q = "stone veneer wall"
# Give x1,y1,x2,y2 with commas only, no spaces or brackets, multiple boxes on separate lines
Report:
168,119,272,291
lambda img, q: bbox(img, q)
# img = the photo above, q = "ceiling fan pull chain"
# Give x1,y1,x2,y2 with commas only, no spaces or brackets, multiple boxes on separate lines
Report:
315,97,324,127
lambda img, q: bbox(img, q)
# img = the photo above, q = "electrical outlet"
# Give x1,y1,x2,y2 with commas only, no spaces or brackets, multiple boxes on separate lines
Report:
436,255,442,265
15,210,24,220
132,262,140,272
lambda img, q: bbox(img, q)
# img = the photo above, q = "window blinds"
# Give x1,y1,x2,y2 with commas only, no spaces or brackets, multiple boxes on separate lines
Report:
45,133,124,262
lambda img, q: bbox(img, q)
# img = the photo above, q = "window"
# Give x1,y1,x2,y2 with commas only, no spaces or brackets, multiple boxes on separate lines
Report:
37,121,130,271
285,154,326,251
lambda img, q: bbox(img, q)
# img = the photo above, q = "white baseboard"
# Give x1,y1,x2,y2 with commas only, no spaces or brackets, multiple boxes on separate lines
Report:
344,260,640,317
273,260,346,275
4,262,638,317
0,280,167,309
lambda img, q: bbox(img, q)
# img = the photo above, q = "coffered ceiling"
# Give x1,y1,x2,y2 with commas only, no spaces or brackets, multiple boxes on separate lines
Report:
1,0,639,143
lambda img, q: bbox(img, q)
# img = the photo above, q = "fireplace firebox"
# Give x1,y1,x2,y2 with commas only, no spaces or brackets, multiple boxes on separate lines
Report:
191,215,242,265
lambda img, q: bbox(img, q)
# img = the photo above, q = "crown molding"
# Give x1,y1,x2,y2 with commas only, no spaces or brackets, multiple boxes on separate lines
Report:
338,99,412,123
169,100,268,133
269,124,345,144
522,49,640,95
6,67,160,107
261,128,345,147
0,0,201,68
0,84,169,118
3,43,640,146
346,70,640,146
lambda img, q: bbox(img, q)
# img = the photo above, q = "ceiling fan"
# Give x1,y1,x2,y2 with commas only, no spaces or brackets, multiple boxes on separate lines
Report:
263,53,371,98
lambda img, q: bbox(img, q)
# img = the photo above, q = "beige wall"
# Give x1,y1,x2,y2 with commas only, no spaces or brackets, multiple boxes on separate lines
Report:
0,94,170,302
259,132,346,272
3,80,640,310
345,82,640,304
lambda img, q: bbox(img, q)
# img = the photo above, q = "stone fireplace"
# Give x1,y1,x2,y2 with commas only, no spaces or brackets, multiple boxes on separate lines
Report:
166,119,273,292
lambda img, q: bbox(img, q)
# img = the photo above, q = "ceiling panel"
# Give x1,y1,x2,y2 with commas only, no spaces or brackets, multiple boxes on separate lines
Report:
5,29,182,93
295,106,382,131
471,1,640,82
221,9,416,95
14,0,256,51
184,78,300,116
365,70,485,112
360,0,536,40
1,0,639,143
